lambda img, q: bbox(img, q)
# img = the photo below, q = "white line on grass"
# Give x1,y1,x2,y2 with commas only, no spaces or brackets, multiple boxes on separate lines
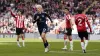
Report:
73,49,99,51
0,43,14,45
49,49,100,55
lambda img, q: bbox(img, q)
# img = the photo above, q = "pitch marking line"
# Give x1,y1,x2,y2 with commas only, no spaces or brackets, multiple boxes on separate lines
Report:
49,49,99,55
0,43,14,45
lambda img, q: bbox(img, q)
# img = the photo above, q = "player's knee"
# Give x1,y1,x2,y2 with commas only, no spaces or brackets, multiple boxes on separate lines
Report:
41,33,46,37
41,35,45,38
22,37,24,40
17,35,20,38
41,37,46,40
81,39,84,42
64,37,67,40
69,38,72,41
64,35,67,40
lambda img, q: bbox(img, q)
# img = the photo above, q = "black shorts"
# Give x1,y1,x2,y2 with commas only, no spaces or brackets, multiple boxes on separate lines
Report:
16,28,24,35
64,28,72,36
38,27,48,35
78,31,88,40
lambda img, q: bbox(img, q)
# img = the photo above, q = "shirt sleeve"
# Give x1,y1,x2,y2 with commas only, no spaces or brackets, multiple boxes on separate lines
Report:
85,15,92,32
45,13,53,23
68,15,71,20
11,11,16,18
33,14,37,23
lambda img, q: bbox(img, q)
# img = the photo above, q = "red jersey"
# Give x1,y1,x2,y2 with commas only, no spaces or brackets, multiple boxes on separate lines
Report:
11,12,25,28
65,14,71,28
75,14,91,32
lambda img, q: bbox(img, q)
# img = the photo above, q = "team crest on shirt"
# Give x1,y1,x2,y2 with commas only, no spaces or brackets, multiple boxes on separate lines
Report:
42,15,44,17
37,16,39,19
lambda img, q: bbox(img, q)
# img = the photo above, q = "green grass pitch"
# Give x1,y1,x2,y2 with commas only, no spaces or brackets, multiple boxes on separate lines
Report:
0,38,100,56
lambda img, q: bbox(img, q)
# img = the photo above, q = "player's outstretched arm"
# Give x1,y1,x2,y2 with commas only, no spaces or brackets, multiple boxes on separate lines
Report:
8,7,16,18
10,10,16,18
46,13,53,23
86,17,92,33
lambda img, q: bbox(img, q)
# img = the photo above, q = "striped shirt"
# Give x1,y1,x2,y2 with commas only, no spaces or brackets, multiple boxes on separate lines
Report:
11,11,25,28
65,14,71,28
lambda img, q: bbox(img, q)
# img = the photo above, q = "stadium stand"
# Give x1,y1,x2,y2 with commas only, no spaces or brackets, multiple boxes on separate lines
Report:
0,0,100,34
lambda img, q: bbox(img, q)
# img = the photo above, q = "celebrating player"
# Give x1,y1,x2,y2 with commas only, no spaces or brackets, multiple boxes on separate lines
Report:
74,9,92,53
33,5,53,52
62,8,73,51
10,9,25,47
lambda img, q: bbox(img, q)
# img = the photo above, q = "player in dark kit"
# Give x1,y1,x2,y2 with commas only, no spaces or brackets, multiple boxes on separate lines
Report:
62,8,73,51
74,9,92,53
33,5,53,52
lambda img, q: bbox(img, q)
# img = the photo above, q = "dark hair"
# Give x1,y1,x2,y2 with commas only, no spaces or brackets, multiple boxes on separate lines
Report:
17,9,24,14
64,8,69,11
77,8,84,14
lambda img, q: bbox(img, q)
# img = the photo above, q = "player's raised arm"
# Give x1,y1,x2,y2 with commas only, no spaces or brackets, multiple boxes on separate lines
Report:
8,7,16,18
10,10,16,18
85,16,92,32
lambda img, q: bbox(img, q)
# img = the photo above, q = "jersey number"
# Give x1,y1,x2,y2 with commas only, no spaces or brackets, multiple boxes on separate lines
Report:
78,18,82,26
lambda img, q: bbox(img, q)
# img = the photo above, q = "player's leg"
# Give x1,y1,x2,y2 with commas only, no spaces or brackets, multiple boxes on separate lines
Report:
20,28,25,47
16,28,21,47
41,32,48,46
39,28,49,52
84,31,89,50
78,32,86,53
81,38,86,53
67,28,73,51
68,35,73,51
62,34,68,50
80,37,85,52
41,32,50,52
21,34,25,47
17,35,21,47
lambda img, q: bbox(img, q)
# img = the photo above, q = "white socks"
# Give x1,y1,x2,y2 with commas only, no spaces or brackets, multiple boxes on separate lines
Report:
70,41,73,49
63,39,73,50
17,40,25,47
17,41,21,47
81,42,85,50
17,41,20,45
64,39,67,48
85,40,88,49
81,40,89,50
22,40,25,47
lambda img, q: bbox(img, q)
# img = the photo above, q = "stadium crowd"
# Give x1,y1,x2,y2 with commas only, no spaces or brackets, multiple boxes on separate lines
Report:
0,0,100,34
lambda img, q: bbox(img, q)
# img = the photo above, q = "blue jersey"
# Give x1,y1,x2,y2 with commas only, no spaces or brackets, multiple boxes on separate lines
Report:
33,12,53,28
33,12,53,35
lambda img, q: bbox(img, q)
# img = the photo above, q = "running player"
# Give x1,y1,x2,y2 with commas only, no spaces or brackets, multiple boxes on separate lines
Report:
33,5,53,52
74,9,92,53
62,8,73,51
10,9,25,47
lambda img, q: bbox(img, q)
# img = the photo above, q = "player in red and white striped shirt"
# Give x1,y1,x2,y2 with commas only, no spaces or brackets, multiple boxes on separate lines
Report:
10,10,25,47
62,8,73,51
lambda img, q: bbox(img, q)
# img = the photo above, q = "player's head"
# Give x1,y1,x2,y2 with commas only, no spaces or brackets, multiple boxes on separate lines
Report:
64,8,69,14
17,11,21,15
77,8,84,14
35,5,43,13
17,9,22,15
17,9,24,15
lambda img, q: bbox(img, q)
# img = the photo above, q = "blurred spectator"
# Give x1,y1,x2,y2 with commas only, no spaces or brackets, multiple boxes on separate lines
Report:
0,0,100,34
